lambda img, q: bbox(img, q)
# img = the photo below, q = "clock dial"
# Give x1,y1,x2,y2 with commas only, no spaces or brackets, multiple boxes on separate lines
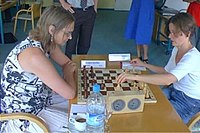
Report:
112,99,125,111
128,98,141,110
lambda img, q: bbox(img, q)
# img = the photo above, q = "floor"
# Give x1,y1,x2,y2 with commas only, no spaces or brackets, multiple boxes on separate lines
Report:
0,8,171,103
0,9,170,66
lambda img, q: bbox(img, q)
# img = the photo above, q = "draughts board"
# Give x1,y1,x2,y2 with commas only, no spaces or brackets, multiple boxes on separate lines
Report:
77,68,157,104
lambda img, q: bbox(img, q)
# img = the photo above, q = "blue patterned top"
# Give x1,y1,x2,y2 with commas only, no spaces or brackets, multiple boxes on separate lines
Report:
0,37,53,115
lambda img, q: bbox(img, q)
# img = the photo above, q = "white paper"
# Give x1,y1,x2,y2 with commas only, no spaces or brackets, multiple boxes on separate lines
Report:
108,53,131,61
122,62,146,71
70,104,87,114
81,60,106,68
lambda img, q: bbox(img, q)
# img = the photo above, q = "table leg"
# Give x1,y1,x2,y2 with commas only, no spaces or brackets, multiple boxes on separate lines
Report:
0,10,4,44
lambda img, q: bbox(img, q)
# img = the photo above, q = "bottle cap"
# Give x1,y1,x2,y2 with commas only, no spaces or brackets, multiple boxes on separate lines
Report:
93,83,100,92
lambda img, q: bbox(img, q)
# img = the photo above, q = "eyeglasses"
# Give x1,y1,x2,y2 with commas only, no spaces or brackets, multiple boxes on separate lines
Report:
169,31,182,38
62,31,72,37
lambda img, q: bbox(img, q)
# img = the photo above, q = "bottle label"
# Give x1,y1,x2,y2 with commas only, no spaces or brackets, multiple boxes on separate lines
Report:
86,113,105,127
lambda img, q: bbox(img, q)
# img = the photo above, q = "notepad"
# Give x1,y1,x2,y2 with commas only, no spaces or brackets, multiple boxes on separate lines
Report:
121,62,146,71
70,104,86,118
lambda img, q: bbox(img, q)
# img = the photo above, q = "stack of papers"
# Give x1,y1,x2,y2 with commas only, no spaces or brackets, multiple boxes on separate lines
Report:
121,62,146,71
70,104,87,118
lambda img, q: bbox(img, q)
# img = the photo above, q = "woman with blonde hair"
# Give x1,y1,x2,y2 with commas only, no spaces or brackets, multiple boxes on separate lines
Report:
1,6,76,132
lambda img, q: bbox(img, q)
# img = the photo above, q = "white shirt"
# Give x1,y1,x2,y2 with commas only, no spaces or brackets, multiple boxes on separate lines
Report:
67,0,94,8
165,47,200,99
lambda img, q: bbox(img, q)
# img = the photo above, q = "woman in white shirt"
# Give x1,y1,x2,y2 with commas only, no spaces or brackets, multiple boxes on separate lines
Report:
116,12,200,124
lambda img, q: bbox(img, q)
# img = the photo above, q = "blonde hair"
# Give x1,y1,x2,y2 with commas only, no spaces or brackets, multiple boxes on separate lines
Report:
29,5,75,53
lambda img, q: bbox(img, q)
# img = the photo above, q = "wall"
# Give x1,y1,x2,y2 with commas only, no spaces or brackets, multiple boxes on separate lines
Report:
23,0,189,10
98,0,189,11
98,0,131,10
114,0,132,11
43,0,53,7
98,0,115,9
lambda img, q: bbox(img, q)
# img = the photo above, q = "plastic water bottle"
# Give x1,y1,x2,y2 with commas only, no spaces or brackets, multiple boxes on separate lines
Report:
86,83,105,133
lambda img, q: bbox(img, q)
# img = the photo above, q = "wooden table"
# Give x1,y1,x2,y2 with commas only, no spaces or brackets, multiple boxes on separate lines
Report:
0,0,17,44
70,54,190,132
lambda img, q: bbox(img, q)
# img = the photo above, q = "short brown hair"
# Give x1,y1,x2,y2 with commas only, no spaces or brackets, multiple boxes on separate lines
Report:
29,5,75,53
166,12,196,38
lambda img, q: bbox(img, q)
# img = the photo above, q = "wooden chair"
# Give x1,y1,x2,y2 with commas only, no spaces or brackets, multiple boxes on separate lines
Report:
0,80,49,132
0,112,49,132
13,1,42,36
187,112,200,132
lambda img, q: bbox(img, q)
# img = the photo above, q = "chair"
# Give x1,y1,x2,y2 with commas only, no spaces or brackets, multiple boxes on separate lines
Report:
0,85,49,132
0,112,49,132
187,112,200,132
155,9,178,55
13,1,42,36
155,0,166,10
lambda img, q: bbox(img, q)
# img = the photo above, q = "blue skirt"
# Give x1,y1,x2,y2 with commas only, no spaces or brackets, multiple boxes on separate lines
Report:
125,0,155,45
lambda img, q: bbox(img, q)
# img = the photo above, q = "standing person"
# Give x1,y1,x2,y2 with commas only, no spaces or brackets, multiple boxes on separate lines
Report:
0,6,76,132
183,0,200,50
59,0,98,59
125,0,156,63
117,13,200,124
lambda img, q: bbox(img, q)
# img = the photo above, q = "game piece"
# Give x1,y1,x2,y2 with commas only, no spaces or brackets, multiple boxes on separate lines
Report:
107,76,110,80
83,71,88,99
91,79,96,86
83,79,88,99
144,83,150,98
82,65,86,73
133,81,137,88
90,66,93,73
90,71,95,79
143,86,147,96
101,83,105,90
125,69,129,73
77,68,157,104
116,83,121,91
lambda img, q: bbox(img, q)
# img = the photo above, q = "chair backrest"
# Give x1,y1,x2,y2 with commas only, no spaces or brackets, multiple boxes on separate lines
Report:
31,2,42,19
0,112,49,132
187,112,200,132
155,0,166,10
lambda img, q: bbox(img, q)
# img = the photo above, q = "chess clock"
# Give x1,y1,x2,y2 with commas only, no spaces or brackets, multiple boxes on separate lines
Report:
112,99,126,111
128,98,141,110
107,91,145,114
